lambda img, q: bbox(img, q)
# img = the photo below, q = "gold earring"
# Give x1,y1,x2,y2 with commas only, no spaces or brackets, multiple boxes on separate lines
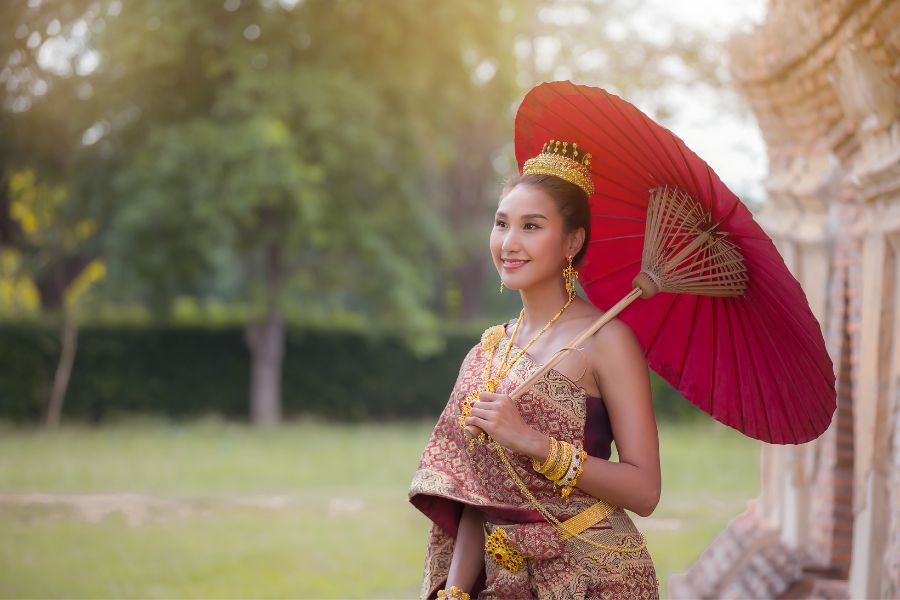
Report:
563,255,578,300
499,279,505,294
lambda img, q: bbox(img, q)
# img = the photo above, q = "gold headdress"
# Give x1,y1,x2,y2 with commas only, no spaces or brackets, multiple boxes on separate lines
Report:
522,139,594,196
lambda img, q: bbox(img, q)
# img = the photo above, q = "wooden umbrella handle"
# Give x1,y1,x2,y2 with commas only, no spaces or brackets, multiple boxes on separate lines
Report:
465,286,643,440
508,287,643,400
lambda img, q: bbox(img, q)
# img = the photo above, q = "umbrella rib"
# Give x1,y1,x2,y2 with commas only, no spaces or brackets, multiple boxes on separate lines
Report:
640,115,703,201
700,154,742,226
580,258,642,287
702,153,720,221
668,127,713,215
751,275,835,389
745,259,836,381
732,297,776,441
552,83,673,185
575,85,686,187
558,83,690,189
717,190,743,226
742,296,810,443
675,295,701,380
722,299,749,439
709,299,718,420
525,99,655,190
754,286,834,432
527,118,653,193
590,213,647,222
644,292,680,356
727,233,773,241
588,234,645,243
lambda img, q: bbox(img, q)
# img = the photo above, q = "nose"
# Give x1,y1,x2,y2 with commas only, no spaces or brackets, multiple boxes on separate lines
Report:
501,226,522,253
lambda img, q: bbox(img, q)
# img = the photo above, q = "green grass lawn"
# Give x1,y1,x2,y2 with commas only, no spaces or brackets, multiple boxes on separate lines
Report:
0,414,759,598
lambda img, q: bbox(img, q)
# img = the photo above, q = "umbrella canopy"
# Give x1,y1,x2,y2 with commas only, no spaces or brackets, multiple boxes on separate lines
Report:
513,80,836,445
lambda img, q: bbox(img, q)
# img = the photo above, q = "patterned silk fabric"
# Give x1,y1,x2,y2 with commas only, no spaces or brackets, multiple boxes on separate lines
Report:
408,327,660,599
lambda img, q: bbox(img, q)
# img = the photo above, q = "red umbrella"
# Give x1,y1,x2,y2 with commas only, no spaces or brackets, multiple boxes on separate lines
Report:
511,80,836,445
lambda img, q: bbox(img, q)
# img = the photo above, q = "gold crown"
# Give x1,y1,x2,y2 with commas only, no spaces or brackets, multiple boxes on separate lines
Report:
522,139,594,196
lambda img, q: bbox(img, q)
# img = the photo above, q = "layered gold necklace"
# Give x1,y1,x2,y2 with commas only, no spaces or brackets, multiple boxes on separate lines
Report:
462,296,649,562
459,295,574,448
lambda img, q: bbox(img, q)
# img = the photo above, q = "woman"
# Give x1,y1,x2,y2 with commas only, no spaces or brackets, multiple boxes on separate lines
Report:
408,140,661,599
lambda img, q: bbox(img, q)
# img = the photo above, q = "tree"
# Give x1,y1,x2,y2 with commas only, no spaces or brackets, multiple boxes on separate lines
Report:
77,0,525,424
1,1,110,426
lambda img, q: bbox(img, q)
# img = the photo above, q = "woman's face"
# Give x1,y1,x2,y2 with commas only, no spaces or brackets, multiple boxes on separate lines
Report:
490,183,582,292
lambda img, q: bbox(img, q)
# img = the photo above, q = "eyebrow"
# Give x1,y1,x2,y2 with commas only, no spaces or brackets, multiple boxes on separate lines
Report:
495,212,548,220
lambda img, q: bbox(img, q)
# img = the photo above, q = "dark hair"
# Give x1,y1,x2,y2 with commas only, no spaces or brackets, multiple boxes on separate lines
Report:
499,173,591,267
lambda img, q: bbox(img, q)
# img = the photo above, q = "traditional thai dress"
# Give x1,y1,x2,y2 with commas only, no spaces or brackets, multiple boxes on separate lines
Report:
408,320,660,599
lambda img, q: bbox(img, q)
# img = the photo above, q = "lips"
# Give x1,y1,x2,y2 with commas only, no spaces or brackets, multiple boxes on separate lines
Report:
502,258,529,269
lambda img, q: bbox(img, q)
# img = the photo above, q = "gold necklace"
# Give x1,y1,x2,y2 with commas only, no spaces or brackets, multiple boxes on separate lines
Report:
465,297,648,561
460,296,575,447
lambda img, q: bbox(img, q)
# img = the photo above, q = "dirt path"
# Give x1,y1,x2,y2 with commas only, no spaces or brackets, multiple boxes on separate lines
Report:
0,491,682,530
0,491,366,526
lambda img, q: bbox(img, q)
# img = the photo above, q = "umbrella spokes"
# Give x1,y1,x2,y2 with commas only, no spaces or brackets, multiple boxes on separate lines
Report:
510,80,836,445
503,183,752,406
634,185,749,299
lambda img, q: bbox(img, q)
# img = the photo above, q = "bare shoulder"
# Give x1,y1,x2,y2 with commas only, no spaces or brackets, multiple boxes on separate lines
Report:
580,313,649,401
577,310,642,358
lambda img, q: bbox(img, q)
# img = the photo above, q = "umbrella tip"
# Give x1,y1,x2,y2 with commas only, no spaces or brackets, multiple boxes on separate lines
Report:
632,271,660,299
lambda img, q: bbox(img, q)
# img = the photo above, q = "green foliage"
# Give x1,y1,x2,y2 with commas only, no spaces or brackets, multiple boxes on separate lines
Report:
0,323,701,424
75,0,530,349
2,0,731,332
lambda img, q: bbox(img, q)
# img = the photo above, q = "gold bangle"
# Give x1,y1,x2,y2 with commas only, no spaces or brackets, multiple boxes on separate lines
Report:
543,439,569,481
557,445,583,488
531,435,558,473
546,440,574,482
562,448,588,498
437,585,471,600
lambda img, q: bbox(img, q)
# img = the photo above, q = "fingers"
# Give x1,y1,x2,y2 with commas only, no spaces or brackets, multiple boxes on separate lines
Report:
469,405,490,418
478,391,503,402
465,414,487,427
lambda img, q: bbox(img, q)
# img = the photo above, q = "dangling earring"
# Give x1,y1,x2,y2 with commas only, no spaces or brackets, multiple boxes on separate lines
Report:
499,279,505,294
563,255,578,300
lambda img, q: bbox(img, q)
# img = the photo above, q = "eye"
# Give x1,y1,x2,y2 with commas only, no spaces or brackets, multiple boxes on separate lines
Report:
494,219,506,227
524,222,539,230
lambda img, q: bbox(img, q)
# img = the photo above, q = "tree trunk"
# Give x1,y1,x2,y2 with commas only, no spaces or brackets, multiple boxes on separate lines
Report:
244,238,286,427
245,308,285,426
45,309,78,428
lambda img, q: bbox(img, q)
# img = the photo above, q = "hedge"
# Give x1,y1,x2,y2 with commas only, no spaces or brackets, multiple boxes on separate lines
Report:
0,324,702,424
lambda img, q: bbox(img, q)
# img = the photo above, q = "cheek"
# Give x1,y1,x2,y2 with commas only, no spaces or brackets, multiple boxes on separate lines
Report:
530,230,559,257
489,230,502,254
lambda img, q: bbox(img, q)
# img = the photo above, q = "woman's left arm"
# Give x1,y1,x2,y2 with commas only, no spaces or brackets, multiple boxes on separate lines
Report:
523,320,661,517
466,320,661,516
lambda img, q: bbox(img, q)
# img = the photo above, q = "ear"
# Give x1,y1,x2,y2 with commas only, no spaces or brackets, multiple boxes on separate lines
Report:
566,227,586,258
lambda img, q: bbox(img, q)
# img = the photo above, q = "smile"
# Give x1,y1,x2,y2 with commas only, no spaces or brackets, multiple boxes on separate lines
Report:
502,259,530,270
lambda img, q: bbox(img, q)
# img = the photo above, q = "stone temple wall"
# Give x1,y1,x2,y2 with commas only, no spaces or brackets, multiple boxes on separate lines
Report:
667,1,900,598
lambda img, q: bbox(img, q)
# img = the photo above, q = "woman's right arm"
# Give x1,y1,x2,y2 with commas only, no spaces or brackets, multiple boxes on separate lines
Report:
445,503,485,593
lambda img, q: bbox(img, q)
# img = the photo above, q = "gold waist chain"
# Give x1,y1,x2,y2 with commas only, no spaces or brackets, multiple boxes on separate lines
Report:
467,321,647,568
490,439,647,560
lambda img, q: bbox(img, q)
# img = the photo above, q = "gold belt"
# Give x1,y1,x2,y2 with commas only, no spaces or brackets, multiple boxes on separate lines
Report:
484,500,617,572
558,500,617,540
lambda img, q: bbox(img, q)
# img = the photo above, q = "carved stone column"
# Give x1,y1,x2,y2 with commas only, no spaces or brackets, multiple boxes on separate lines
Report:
667,1,900,597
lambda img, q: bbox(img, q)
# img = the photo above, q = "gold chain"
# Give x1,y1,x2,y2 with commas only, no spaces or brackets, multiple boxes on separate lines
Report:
465,297,648,558
490,437,646,555
462,297,573,446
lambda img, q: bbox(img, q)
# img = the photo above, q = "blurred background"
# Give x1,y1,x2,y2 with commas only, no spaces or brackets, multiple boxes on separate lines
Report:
1,0,768,597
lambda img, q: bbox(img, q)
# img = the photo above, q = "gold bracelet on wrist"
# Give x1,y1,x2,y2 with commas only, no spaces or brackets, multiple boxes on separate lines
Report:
561,448,588,498
531,435,558,473
539,437,570,481
556,445,582,487
437,585,471,600
546,439,574,482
